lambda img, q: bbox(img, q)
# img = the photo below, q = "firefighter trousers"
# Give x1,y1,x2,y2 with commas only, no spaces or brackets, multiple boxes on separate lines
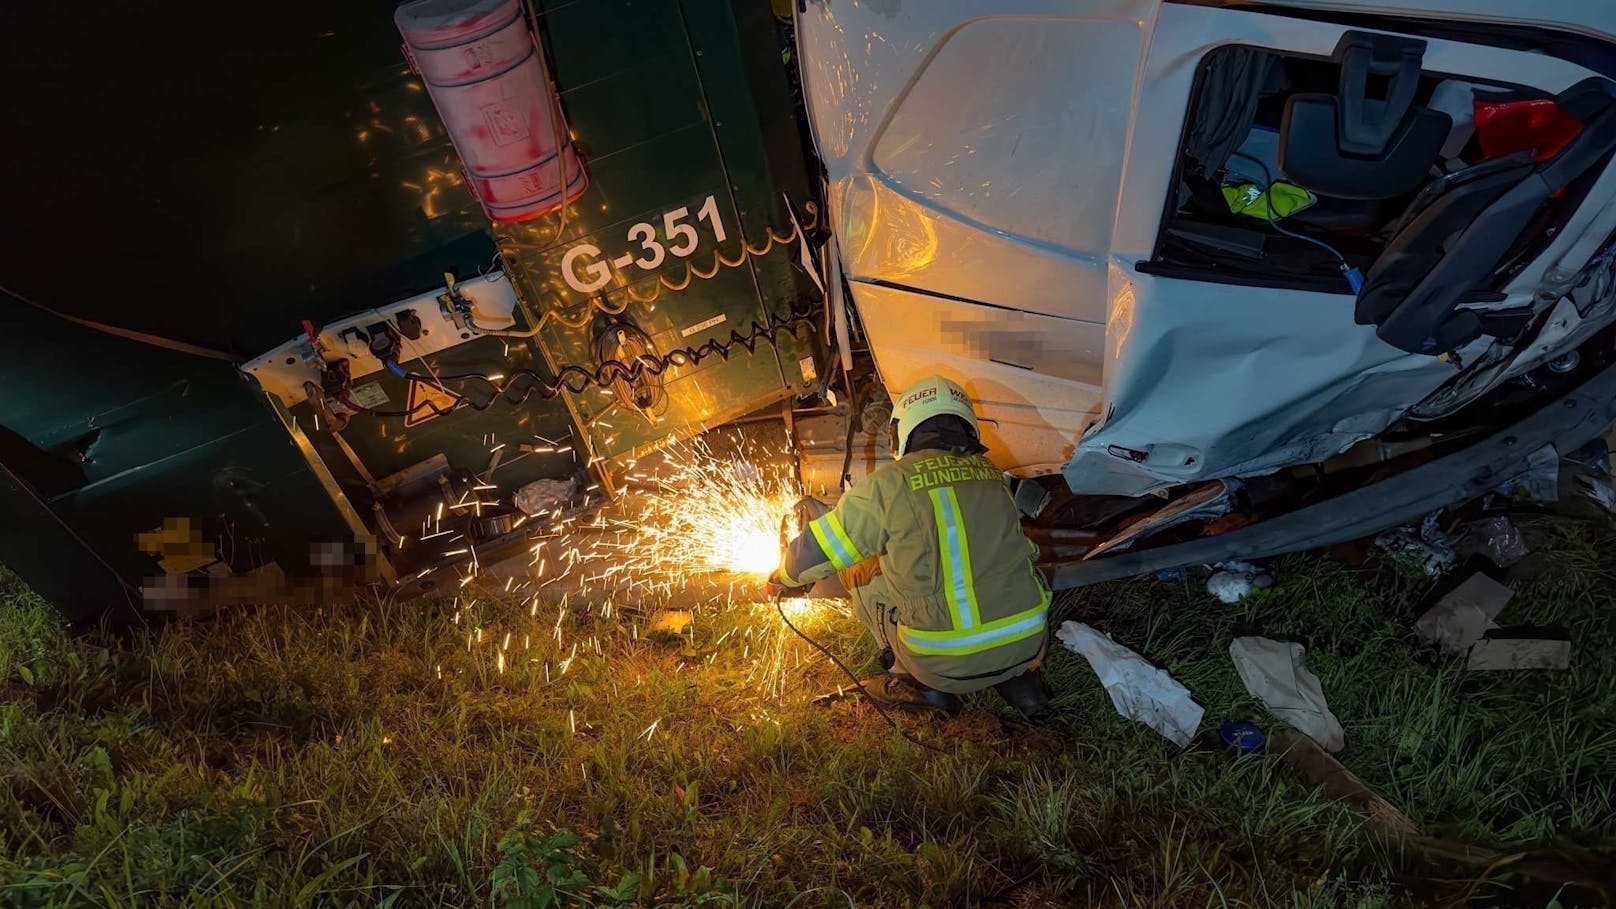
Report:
838,557,1042,695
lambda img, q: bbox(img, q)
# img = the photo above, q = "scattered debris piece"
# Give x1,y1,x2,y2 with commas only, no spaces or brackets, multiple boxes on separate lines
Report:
1218,720,1266,755
1563,440,1616,513
1269,727,1421,836
1574,472,1616,512
514,477,578,516
1229,636,1345,752
1411,572,1573,670
1374,511,1457,577
1012,479,1052,519
1562,437,1612,478
1413,572,1512,654
1087,479,1241,557
1057,621,1204,747
1206,572,1253,604
1467,637,1571,671
1451,515,1528,567
1206,560,1275,603
1496,443,1560,503
1273,731,1613,896
1325,538,1375,568
483,445,505,479
646,610,693,636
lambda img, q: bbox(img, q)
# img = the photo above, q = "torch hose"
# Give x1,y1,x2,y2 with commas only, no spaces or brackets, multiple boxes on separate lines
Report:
773,592,950,756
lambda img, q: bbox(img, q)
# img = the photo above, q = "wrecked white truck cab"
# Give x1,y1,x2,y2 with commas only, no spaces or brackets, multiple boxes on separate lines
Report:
797,0,1616,578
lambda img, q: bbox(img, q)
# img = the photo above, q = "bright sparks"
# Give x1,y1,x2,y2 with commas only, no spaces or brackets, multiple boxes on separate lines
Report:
433,432,849,705
632,437,799,579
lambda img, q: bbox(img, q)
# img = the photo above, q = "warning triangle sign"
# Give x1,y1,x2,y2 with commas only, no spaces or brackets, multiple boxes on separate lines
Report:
404,375,464,427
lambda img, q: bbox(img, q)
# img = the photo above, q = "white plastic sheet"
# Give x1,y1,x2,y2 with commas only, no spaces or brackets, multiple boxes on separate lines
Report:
1057,621,1204,747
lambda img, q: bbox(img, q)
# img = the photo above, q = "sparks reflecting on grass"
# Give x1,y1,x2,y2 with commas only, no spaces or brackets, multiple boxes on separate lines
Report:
434,433,856,706
421,428,871,719
749,594,845,699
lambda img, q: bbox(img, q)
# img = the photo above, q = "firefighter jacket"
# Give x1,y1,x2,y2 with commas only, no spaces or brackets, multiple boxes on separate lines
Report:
779,448,1050,687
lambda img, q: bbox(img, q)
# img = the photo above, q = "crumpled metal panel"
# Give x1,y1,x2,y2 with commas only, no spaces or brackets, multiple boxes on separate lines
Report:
1062,2,1606,495
800,0,1610,495
1064,275,1463,496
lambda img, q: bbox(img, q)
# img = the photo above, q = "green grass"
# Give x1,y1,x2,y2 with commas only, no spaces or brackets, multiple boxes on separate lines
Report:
1,516,1613,907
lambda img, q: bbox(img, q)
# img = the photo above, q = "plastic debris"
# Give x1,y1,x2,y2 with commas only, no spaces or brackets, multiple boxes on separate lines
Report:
1207,572,1254,604
1374,511,1457,577
1206,560,1275,603
1452,516,1528,567
1496,443,1560,503
1475,97,1586,163
1413,573,1512,655
1467,638,1571,671
1229,636,1345,753
1574,473,1616,512
514,477,578,516
1057,621,1204,747
1219,721,1266,755
1557,438,1616,514
1561,437,1611,476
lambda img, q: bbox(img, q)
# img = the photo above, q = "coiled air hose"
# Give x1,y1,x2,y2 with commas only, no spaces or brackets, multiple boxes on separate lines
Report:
339,310,820,422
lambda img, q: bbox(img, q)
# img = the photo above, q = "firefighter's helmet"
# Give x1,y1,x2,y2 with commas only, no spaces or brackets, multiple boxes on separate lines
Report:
892,375,979,457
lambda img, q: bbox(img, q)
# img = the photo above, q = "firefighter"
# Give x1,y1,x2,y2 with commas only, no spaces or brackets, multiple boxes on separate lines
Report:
768,376,1052,718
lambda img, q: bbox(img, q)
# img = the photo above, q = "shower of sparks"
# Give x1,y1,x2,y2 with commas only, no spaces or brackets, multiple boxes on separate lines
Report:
630,437,799,578
430,433,850,709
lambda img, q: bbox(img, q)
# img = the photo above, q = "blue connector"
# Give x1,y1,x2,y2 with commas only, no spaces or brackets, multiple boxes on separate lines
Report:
1345,267,1365,295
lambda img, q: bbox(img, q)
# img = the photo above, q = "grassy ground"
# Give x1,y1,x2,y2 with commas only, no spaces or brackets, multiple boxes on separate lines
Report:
1,516,1613,907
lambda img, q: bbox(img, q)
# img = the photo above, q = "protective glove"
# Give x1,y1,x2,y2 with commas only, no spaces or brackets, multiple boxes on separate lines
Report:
765,569,812,599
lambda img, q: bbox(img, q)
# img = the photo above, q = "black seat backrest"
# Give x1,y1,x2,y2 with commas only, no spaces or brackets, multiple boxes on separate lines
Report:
1358,76,1616,355
1279,31,1451,200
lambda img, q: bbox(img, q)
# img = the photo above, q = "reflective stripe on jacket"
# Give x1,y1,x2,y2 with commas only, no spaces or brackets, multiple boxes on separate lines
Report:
780,449,1049,682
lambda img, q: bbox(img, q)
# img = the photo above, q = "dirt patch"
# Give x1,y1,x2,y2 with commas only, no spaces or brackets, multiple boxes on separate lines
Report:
941,711,1007,744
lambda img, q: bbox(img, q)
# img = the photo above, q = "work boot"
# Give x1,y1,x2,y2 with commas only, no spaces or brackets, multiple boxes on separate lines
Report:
994,669,1052,720
861,673,962,716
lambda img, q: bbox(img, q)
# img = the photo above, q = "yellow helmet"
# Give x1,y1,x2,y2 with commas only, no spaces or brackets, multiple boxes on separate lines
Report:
892,375,979,457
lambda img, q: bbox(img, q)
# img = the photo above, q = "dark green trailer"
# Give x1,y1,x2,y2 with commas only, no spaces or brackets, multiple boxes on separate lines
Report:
0,0,824,621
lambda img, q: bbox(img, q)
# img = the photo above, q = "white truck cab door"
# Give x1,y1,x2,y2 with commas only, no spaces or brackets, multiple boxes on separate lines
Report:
798,1,1616,491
